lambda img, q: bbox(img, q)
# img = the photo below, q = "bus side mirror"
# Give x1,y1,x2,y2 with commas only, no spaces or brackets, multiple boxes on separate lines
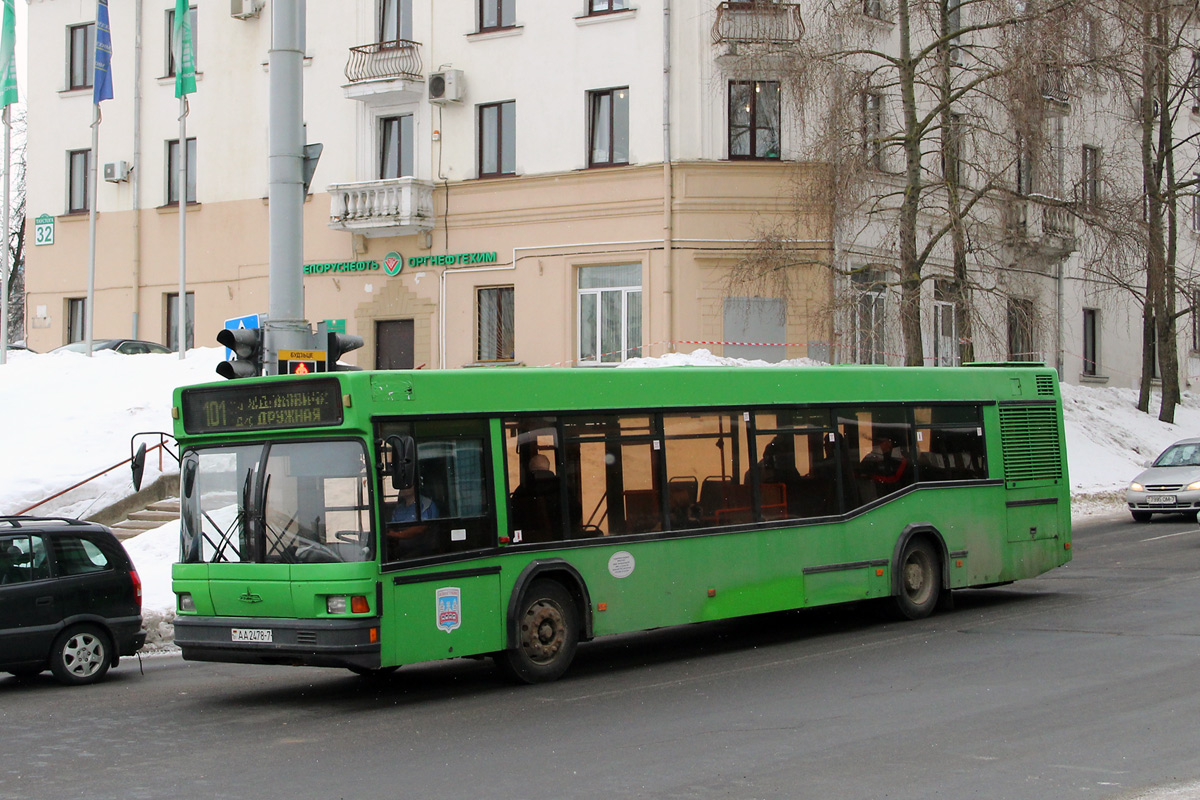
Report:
386,435,416,491
182,457,198,498
131,443,147,491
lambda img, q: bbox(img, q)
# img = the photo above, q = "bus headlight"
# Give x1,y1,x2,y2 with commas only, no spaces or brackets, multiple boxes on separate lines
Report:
178,593,195,612
326,595,370,614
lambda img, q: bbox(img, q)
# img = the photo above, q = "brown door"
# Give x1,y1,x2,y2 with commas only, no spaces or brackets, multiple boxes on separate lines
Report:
376,319,415,370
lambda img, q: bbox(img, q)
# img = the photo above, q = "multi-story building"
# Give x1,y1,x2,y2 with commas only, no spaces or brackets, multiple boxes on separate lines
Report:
20,0,1199,392
23,0,832,370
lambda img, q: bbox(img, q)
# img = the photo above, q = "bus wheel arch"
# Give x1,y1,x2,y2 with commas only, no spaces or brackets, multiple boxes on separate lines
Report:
890,525,947,620
499,560,592,684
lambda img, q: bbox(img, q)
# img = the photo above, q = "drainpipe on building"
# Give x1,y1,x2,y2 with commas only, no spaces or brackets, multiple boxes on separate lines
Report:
131,0,142,338
663,0,675,353
1056,257,1064,379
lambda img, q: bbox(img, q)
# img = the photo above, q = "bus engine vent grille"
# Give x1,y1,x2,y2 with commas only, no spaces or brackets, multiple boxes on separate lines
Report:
999,405,1063,484
1035,374,1056,396
296,631,318,646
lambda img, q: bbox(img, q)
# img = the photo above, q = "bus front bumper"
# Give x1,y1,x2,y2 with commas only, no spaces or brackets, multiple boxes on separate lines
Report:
174,615,382,670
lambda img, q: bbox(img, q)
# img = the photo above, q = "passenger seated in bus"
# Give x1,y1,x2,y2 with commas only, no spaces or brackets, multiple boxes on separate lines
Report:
510,454,563,542
857,435,912,498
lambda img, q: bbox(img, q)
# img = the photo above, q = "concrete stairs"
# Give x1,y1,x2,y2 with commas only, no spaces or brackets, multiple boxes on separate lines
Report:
109,497,180,541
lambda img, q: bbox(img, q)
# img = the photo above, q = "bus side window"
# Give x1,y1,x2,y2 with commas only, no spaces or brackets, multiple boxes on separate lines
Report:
504,417,568,544
914,406,986,482
563,414,662,538
662,413,747,529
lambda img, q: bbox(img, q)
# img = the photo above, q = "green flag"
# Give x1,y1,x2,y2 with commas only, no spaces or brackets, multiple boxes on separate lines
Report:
172,0,196,98
0,0,17,108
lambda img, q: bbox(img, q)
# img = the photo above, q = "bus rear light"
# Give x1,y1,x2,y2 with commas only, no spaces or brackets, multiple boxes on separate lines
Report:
370,627,378,643
1065,542,1072,550
351,595,370,614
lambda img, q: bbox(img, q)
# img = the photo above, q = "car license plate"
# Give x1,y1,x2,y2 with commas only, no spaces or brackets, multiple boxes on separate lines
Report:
231,628,273,643
1146,495,1176,505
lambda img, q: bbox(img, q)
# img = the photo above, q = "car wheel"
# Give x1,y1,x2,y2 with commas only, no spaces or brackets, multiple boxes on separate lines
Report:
49,625,112,686
1131,510,1153,523
498,579,579,684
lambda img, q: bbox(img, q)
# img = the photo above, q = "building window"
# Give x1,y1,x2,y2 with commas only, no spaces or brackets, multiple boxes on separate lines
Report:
67,298,85,343
588,0,627,14
1192,52,1200,111
380,115,414,179
589,88,629,167
862,91,884,169
1081,145,1100,209
948,0,963,63
1082,308,1098,376
166,6,198,76
67,149,90,214
1193,291,1200,351
1016,133,1034,195
729,81,781,160
480,0,515,30
68,23,95,91
167,138,197,205
578,264,642,364
934,280,958,367
852,267,887,364
1007,297,1036,362
167,292,195,352
477,287,515,362
479,101,516,177
1192,175,1200,231
864,0,884,19
942,113,962,187
379,0,413,42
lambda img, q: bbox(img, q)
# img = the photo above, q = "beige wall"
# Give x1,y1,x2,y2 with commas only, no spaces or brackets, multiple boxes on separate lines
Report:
26,162,833,366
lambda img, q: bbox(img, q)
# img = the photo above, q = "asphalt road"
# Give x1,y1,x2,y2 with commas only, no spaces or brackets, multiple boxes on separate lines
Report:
3,511,1200,800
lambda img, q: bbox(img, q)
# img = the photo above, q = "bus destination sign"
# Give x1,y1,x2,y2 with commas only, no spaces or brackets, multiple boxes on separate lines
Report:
180,379,344,434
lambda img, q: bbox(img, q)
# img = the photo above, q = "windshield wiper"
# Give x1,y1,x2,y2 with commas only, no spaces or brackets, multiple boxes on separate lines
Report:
211,468,252,563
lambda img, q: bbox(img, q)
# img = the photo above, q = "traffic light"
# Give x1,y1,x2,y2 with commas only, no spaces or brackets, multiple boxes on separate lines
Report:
216,327,265,379
326,332,364,371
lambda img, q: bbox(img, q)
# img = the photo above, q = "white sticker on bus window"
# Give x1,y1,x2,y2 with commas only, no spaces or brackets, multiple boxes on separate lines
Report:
977,427,982,436
917,431,924,442
744,412,750,422
828,433,836,442
653,440,661,450
513,530,523,543
451,528,467,542
608,551,635,579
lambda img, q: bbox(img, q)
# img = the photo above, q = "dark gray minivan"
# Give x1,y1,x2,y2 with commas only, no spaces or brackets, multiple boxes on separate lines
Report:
1,516,145,685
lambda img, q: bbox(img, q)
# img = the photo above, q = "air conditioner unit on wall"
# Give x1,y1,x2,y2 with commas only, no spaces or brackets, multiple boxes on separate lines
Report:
231,0,263,20
428,70,464,104
103,161,131,183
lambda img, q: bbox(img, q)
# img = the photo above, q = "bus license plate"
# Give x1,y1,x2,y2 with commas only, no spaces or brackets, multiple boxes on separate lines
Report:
1146,495,1176,505
231,628,273,643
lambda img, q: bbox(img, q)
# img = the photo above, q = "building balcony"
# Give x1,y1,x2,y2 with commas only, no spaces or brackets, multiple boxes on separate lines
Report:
712,1,804,55
328,178,435,237
342,39,425,104
1005,196,1076,259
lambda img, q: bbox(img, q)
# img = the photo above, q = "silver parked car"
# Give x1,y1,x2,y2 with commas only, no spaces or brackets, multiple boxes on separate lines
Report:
1126,437,1200,522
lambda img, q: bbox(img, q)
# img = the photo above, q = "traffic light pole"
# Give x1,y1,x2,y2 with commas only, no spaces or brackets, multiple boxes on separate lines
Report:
265,0,310,374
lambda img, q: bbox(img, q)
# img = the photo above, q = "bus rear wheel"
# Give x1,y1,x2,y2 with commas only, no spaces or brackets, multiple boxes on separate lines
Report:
499,579,579,684
892,538,941,620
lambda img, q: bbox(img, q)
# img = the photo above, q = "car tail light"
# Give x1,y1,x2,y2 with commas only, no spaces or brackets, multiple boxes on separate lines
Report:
130,569,143,611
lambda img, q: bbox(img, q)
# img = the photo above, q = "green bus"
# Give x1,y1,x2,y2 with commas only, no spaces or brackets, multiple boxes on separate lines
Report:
170,364,1071,682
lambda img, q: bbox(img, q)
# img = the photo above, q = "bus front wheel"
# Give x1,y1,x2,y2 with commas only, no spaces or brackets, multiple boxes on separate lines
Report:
499,579,579,684
892,538,941,620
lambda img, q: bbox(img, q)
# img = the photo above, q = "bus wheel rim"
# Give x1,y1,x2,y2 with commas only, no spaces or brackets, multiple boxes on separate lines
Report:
521,599,566,664
903,551,933,605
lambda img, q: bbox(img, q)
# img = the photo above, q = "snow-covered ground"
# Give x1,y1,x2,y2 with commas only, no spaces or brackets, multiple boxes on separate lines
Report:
1,346,1191,646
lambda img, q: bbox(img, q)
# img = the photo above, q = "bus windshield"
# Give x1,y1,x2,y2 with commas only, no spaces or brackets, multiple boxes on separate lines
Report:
180,440,375,564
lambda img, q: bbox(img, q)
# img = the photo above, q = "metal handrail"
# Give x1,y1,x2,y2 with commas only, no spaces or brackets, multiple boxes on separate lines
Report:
16,433,178,516
712,2,804,46
344,39,424,83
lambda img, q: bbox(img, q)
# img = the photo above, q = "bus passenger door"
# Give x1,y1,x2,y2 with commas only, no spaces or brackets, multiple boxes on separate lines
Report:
386,572,503,665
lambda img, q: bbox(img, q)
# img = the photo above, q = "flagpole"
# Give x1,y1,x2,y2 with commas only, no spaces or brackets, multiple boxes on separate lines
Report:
177,96,186,358
0,105,9,365
85,104,100,357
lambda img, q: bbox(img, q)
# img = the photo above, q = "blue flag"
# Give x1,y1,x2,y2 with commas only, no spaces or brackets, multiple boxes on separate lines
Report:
93,0,113,104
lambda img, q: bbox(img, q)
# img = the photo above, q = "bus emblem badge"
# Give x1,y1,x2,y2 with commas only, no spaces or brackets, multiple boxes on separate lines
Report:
435,587,461,633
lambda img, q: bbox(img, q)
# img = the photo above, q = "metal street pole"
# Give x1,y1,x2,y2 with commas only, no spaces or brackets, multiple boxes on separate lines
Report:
266,0,310,374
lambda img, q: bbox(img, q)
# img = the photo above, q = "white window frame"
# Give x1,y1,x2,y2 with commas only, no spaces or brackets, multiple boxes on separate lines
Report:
577,265,642,365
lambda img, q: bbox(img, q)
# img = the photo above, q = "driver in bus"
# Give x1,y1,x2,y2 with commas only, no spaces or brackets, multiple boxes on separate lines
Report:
390,484,441,523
